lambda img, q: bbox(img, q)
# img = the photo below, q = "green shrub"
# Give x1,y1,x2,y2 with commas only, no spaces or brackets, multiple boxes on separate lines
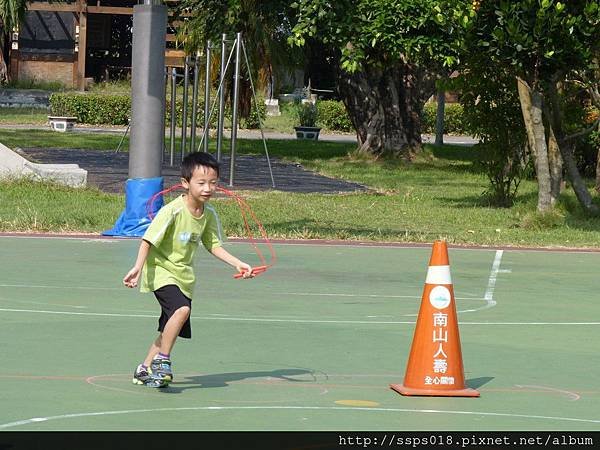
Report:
50,90,265,129
317,100,353,132
242,99,267,129
50,93,130,125
421,103,467,135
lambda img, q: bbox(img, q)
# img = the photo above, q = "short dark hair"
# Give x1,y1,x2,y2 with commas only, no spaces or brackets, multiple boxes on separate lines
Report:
181,152,220,180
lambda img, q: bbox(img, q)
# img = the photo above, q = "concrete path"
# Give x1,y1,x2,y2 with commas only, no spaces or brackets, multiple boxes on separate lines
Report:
0,124,478,145
18,147,369,194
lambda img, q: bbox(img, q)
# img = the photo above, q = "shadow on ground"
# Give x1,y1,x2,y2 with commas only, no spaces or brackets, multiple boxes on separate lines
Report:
163,368,314,393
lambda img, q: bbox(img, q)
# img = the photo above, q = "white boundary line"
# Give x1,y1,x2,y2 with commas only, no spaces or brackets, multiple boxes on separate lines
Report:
2,234,600,253
484,250,503,304
1,405,599,429
269,291,482,301
0,307,598,325
0,284,481,300
0,283,122,291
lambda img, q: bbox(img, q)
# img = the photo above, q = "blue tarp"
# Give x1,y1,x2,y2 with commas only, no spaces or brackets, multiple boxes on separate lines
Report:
102,177,164,237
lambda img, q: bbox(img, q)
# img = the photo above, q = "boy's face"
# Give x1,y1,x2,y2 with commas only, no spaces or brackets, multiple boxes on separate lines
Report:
181,165,219,204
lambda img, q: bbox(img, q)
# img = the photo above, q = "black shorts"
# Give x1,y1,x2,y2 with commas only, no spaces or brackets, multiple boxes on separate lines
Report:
154,284,192,339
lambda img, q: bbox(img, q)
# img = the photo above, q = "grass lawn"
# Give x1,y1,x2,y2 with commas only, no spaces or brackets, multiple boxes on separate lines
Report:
1,130,599,248
0,108,49,125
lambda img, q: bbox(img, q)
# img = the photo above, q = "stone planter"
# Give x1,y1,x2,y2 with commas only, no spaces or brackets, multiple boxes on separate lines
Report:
294,126,321,141
48,116,77,132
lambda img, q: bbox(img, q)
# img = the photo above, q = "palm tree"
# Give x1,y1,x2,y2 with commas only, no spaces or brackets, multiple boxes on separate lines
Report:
0,0,27,83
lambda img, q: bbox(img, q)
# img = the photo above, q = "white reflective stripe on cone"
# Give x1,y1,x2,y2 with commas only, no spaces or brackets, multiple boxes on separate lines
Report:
425,265,452,285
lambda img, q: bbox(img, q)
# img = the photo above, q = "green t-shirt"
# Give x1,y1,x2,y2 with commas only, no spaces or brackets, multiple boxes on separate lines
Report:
140,195,223,298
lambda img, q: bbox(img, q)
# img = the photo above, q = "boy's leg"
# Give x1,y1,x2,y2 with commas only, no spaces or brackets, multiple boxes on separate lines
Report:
143,334,163,367
150,306,190,382
157,306,190,355
149,285,193,383
133,334,162,385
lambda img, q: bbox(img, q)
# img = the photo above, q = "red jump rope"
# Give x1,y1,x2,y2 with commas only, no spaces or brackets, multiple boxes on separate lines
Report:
147,184,276,279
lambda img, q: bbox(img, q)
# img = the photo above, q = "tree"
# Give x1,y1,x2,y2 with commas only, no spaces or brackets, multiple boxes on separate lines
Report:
290,0,472,158
453,59,529,207
176,0,302,119
0,0,27,83
465,0,600,214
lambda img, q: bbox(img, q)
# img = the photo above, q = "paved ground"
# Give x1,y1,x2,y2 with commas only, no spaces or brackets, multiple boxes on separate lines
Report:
13,125,476,194
18,147,369,194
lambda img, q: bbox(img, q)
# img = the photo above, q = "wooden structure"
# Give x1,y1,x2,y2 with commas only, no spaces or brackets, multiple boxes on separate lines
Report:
12,1,184,90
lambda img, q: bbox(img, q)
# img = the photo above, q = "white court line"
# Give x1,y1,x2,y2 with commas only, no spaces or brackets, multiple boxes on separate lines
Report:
273,291,482,301
515,385,580,402
0,283,122,291
0,308,598,325
484,250,504,301
460,250,504,313
0,284,483,300
3,234,600,253
1,405,599,429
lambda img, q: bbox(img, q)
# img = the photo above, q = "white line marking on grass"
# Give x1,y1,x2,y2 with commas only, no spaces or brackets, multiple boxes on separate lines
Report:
1,406,600,429
1,307,599,325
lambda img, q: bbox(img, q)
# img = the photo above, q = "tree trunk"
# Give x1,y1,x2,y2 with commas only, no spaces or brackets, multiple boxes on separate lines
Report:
435,90,445,145
0,34,8,84
337,61,426,159
516,77,553,212
547,122,563,199
595,147,600,194
558,139,600,215
545,82,599,216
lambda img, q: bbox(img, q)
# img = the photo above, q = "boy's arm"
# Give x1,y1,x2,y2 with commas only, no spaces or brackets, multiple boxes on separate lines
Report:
210,246,254,278
123,239,151,288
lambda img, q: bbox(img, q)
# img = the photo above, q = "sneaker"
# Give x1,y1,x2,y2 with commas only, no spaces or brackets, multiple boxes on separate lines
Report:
132,364,151,385
144,377,169,388
150,357,173,382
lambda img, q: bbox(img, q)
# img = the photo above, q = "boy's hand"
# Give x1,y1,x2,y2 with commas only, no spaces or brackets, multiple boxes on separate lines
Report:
236,262,254,279
123,267,141,288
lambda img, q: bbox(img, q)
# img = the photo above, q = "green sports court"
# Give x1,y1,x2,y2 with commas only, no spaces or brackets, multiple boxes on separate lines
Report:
1,234,599,431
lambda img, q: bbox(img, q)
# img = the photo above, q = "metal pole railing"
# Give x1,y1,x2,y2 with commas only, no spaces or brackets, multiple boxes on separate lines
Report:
190,52,200,153
216,33,227,162
169,67,177,166
180,56,190,161
203,40,212,152
241,39,275,188
229,33,241,187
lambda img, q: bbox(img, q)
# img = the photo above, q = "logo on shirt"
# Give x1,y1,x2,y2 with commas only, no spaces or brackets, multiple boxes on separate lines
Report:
179,232,200,244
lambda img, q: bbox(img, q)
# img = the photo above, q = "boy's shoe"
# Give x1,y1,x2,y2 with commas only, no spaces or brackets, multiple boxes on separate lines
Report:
150,357,173,383
144,376,169,388
132,364,151,385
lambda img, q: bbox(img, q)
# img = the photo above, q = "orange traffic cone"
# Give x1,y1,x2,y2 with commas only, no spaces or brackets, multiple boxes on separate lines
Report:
390,240,479,397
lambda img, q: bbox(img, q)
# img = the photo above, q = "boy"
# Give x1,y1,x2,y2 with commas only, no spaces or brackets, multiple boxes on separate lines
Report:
123,152,254,388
